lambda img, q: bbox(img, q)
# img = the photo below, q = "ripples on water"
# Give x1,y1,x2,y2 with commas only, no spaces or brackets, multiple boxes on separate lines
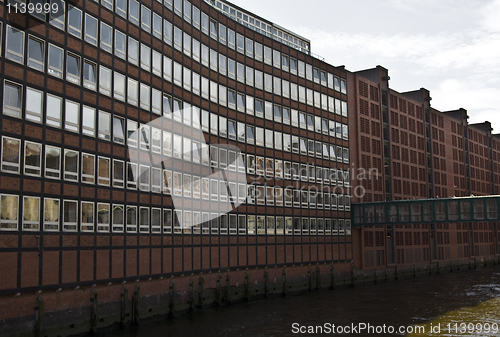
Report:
94,268,500,337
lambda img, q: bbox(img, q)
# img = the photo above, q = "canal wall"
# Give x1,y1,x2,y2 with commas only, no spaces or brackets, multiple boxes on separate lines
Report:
1,256,500,337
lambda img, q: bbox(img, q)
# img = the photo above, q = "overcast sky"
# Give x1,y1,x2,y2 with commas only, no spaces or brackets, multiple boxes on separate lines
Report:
229,0,500,132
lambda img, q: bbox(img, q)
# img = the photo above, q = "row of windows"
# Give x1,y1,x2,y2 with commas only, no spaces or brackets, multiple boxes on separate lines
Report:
0,193,351,235
2,28,348,145
204,0,308,52
48,0,334,89
2,82,350,163
1,136,351,208
2,3,347,115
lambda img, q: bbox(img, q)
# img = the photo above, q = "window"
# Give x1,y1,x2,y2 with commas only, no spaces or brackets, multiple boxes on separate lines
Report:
98,157,110,186
50,0,65,29
45,145,60,179
174,0,182,16
140,44,151,71
245,38,253,57
113,116,125,144
24,141,42,176
25,87,44,123
1,137,20,173
193,6,200,29
112,204,124,232
68,5,82,38
98,65,112,96
46,94,62,128
264,46,272,65
84,13,98,45
28,35,44,71
48,44,64,78
97,203,110,232
141,4,151,32
127,163,137,189
164,19,172,45
140,84,150,110
65,100,80,133
218,23,226,44
113,159,124,188
114,72,126,101
81,201,94,232
183,0,191,22
127,78,138,106
3,81,22,119
44,198,59,231
0,194,18,230
174,26,182,51
129,0,139,25
228,28,235,49
100,22,112,52
153,50,162,77
115,30,126,59
63,200,77,231
66,52,81,84
5,25,25,64
128,37,139,65
23,197,40,231
83,60,97,90
82,153,95,184
210,19,217,39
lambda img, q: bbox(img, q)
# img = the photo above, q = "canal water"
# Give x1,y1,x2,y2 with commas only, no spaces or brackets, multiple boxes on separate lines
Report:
94,266,500,336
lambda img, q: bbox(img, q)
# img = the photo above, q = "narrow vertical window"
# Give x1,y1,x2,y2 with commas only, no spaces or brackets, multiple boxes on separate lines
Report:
84,13,98,45
1,137,20,173
100,22,112,52
45,145,61,179
63,200,77,232
68,5,82,38
5,25,25,63
66,52,81,84
23,197,40,231
97,203,110,232
50,0,65,30
3,81,22,118
81,201,94,232
27,35,44,71
43,198,59,231
83,60,97,90
24,141,42,176
26,87,43,123
65,100,80,133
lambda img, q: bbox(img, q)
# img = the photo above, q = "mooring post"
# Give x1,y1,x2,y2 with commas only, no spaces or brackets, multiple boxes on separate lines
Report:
91,290,98,334
216,274,222,306
264,270,269,297
120,288,128,325
351,262,355,285
169,281,175,316
308,267,312,291
374,269,377,284
34,297,44,337
331,266,335,289
282,268,288,296
198,277,205,308
226,274,231,305
132,286,140,325
394,266,399,280
189,279,195,311
315,266,321,290
244,272,250,301
413,265,416,277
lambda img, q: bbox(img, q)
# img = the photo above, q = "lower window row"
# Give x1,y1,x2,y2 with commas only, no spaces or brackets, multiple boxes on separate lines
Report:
0,194,351,235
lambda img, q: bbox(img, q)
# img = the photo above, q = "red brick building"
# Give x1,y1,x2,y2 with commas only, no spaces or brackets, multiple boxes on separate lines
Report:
349,66,499,269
